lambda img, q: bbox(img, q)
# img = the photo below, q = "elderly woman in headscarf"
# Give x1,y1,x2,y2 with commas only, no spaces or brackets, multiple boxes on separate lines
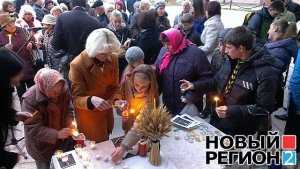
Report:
69,28,122,142
155,28,212,116
22,68,74,169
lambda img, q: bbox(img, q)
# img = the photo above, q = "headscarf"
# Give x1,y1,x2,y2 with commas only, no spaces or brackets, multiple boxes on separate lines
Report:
34,68,64,95
159,28,192,73
34,68,71,131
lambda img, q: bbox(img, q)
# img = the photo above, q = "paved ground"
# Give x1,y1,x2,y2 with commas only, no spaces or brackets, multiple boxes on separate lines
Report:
12,5,288,169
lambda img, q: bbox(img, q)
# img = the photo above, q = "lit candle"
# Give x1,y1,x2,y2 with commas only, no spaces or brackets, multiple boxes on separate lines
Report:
8,34,12,45
214,96,220,108
130,109,135,114
72,120,77,129
122,110,129,117
90,141,96,150
72,130,79,137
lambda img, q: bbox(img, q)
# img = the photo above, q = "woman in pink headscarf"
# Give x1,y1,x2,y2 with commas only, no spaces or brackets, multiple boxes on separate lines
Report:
21,68,74,169
155,28,212,116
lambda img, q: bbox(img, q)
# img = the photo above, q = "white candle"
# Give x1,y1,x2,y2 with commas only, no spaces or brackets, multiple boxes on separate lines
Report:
90,141,96,150
72,120,77,129
8,34,12,45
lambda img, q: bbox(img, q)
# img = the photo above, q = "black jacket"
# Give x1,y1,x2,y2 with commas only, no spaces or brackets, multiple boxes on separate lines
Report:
184,27,202,46
52,7,102,56
157,14,171,33
287,0,300,21
0,49,23,169
132,27,162,64
107,25,131,45
193,46,282,135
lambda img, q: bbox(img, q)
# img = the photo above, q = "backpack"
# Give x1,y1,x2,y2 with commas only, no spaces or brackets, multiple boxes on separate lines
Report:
243,11,256,26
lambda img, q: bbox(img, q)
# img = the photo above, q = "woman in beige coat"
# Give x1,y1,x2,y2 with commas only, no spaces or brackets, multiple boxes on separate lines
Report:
69,28,122,142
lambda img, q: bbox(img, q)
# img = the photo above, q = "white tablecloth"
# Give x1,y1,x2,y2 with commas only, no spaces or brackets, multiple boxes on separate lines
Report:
51,117,228,169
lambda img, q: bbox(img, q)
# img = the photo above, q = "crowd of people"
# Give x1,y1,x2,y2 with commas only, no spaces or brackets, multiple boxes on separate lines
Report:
0,0,299,168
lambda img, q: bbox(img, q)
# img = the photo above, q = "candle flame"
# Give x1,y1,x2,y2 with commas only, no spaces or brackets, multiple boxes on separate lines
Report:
72,130,79,137
214,97,220,102
72,120,77,128
130,109,135,114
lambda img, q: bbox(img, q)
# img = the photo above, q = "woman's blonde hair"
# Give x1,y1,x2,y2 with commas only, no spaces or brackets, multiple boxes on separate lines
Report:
129,64,159,108
85,28,121,58
139,0,151,12
18,5,36,19
50,6,63,15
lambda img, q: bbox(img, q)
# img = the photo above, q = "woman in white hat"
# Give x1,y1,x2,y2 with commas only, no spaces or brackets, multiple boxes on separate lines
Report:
38,14,61,70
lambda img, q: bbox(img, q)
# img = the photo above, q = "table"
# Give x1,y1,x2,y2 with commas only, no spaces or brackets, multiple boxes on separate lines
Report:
51,117,229,169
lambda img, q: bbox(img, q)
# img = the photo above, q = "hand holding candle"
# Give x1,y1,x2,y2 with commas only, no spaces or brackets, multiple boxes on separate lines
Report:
215,106,228,118
57,128,73,139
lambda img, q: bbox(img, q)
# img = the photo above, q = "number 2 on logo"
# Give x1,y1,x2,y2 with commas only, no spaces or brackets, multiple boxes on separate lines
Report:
282,151,297,166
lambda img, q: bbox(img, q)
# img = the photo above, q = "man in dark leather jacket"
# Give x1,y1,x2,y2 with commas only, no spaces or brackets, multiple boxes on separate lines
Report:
180,26,282,135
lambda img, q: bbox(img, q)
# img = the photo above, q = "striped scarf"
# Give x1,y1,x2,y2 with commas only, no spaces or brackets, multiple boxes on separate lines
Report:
224,60,245,95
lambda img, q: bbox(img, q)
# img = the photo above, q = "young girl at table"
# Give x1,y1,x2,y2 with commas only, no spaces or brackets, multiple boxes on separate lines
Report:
118,64,159,133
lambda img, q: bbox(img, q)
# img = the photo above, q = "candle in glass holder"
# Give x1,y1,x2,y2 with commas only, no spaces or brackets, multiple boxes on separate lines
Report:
213,96,220,108
73,133,85,147
90,141,96,150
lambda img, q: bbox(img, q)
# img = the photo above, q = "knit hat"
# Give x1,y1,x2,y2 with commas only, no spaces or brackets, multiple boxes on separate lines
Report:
92,0,103,8
155,0,166,9
125,46,145,64
42,14,56,25
0,13,16,28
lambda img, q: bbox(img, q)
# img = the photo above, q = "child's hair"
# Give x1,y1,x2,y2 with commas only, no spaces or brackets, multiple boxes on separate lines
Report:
272,19,297,39
181,13,193,24
130,64,159,107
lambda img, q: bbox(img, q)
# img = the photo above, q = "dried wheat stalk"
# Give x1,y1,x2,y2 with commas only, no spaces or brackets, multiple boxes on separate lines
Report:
135,105,172,141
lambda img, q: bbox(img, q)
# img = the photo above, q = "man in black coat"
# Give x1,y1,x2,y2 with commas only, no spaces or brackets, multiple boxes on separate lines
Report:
52,0,102,57
180,27,282,136
52,0,102,79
